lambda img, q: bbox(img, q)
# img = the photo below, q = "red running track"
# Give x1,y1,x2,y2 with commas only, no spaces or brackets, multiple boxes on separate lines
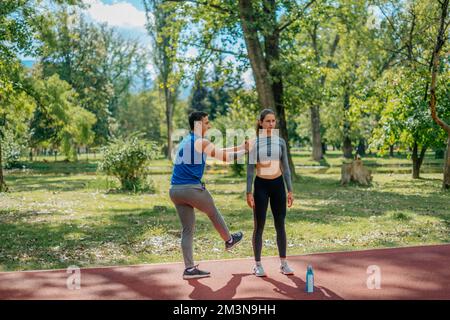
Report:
1,244,450,300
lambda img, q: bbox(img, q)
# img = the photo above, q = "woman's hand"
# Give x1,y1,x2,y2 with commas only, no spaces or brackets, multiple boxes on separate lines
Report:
245,138,256,153
246,193,255,209
287,192,294,208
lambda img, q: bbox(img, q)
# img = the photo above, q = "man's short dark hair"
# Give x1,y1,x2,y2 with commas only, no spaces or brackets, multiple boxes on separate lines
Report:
189,111,208,130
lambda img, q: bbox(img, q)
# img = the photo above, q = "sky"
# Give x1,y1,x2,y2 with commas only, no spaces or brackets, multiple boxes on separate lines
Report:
82,0,150,44
93,0,146,11
21,0,254,90
21,0,151,60
81,0,254,88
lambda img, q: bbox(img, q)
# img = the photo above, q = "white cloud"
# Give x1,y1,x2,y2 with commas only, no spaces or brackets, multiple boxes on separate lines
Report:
83,0,147,30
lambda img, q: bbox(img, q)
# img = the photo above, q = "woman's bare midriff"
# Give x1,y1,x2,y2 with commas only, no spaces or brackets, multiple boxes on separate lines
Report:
256,160,282,180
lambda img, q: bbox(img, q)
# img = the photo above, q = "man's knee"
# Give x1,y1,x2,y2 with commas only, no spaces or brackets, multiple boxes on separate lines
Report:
201,206,221,220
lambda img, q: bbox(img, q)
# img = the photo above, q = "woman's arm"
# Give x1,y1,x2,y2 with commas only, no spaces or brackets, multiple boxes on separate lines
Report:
280,139,293,192
246,157,256,208
247,162,256,194
280,139,293,208
246,138,258,193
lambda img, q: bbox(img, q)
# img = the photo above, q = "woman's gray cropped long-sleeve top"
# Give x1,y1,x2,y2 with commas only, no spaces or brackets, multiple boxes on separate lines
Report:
246,135,293,194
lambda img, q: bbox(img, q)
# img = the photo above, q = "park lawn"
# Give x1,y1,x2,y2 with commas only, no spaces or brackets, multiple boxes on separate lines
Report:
16,150,444,177
0,156,449,272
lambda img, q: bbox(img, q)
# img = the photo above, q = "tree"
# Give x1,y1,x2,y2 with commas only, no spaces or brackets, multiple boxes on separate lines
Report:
236,0,323,177
1,83,36,165
428,0,450,189
116,89,164,143
213,89,259,176
326,1,380,159
38,9,112,145
164,0,323,177
28,73,97,160
189,67,209,113
1,0,38,191
368,0,450,179
99,25,141,120
0,66,37,191
284,2,340,161
370,68,449,178
187,53,239,119
37,8,143,145
207,57,237,119
143,0,184,160
0,62,19,191
1,0,81,191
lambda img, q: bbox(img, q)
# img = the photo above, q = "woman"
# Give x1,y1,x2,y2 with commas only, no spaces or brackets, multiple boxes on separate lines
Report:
246,109,294,277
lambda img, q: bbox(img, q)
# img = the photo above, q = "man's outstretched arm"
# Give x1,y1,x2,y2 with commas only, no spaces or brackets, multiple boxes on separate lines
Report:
194,138,249,162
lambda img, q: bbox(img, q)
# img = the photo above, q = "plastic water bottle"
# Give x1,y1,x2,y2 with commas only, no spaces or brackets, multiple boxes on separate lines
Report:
305,265,314,293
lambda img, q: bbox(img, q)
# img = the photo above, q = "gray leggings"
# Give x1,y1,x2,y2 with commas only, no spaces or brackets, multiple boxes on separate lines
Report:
169,185,231,269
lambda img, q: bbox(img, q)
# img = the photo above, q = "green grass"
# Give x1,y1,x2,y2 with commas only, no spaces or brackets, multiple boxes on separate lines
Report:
0,152,449,272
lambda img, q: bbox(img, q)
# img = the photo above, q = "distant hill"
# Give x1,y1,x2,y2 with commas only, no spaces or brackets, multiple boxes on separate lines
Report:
20,59,192,98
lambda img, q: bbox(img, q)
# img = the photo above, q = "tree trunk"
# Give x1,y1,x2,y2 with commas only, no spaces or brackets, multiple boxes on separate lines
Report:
357,138,366,157
322,142,327,155
238,0,276,110
273,90,296,177
342,89,353,159
412,142,427,179
309,27,339,162
310,105,323,161
428,0,450,189
263,0,296,177
238,0,296,178
343,136,353,159
412,143,420,179
165,87,174,161
309,27,339,163
0,138,7,192
443,135,450,189
389,145,394,157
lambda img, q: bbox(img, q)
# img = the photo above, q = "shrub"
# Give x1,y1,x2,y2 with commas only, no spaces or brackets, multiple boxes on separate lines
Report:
99,135,159,192
230,162,245,176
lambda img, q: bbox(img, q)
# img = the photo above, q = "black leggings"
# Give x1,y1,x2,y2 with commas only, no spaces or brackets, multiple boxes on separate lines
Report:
252,175,287,262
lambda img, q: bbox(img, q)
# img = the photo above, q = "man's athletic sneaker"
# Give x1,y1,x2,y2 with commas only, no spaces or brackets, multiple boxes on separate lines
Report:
280,263,294,275
225,231,244,251
253,264,267,277
183,265,210,279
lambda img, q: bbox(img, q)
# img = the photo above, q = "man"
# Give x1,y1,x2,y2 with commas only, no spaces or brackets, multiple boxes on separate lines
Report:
169,111,248,279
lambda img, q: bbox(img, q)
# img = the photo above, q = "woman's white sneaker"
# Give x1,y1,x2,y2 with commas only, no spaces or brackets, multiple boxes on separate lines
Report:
253,265,267,277
280,263,294,275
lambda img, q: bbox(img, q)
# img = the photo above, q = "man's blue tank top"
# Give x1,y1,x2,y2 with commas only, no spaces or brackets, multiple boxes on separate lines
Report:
171,132,207,185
